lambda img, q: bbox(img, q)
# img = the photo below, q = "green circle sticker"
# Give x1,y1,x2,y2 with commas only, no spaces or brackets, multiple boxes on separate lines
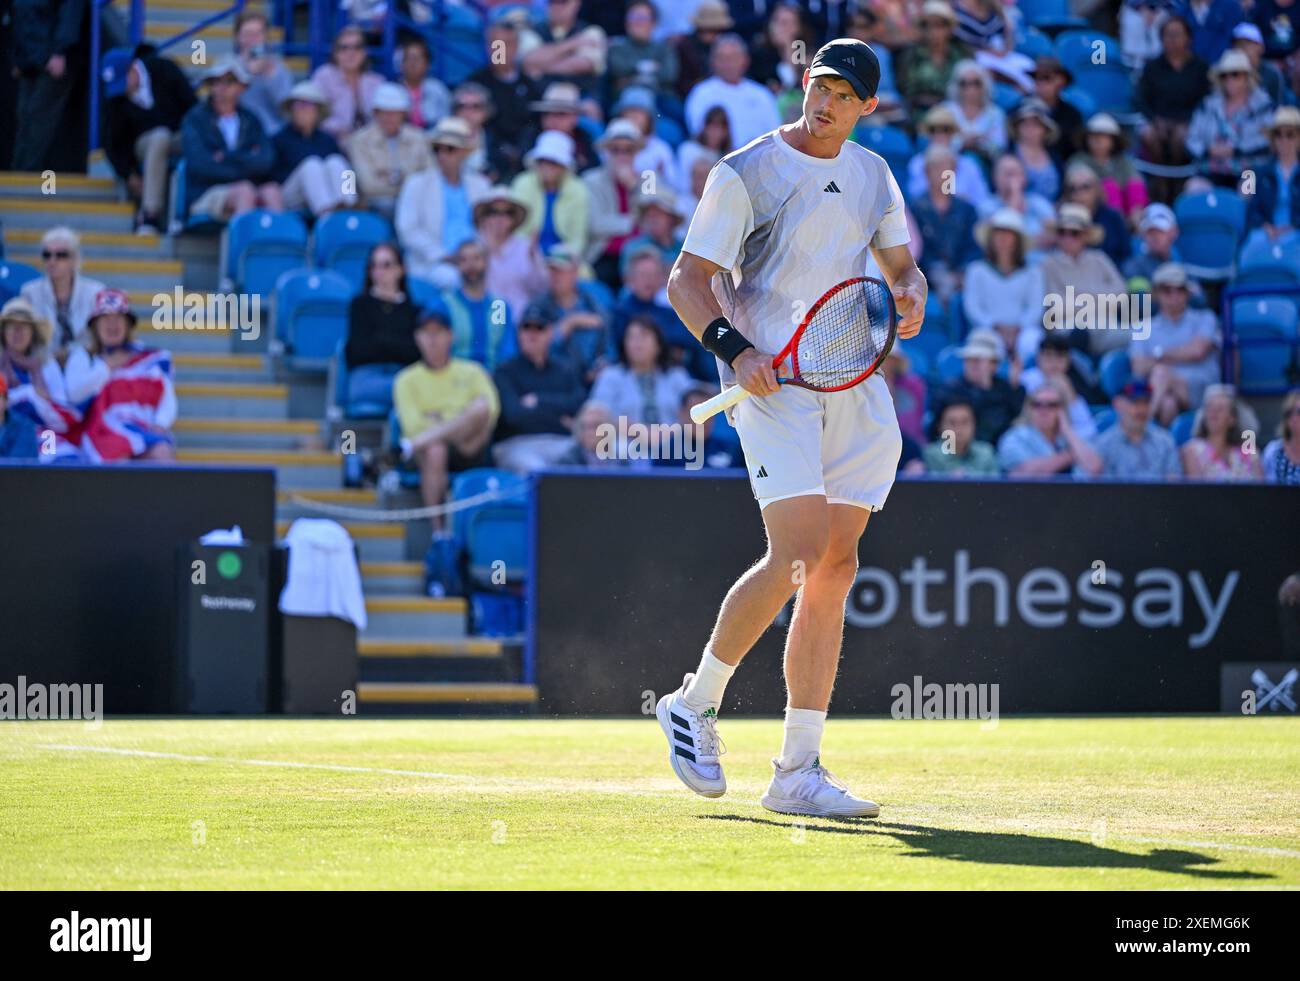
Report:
216,551,242,580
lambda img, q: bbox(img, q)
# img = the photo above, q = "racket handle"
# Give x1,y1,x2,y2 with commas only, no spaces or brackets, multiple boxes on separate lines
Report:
690,382,754,424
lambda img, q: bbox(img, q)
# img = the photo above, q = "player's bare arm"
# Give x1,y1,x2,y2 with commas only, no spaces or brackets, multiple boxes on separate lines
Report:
667,250,780,396
872,242,927,340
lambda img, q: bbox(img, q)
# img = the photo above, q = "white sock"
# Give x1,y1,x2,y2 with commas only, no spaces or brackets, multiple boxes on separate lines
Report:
681,650,736,713
779,708,826,770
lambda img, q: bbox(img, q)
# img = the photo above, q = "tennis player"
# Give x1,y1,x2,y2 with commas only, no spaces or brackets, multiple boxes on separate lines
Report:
657,38,926,817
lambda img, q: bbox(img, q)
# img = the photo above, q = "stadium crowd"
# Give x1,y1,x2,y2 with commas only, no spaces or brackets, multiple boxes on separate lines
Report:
2,0,1300,503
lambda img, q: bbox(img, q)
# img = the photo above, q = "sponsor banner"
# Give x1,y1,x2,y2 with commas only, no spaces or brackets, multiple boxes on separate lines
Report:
533,473,1300,714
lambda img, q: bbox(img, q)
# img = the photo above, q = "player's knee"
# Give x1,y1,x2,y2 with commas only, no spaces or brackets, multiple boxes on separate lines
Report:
812,547,859,593
770,537,830,585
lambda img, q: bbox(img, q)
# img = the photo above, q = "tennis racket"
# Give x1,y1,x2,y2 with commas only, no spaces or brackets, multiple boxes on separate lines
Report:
690,276,898,424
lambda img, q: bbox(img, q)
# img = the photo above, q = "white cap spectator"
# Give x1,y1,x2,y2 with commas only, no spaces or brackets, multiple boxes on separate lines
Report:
597,118,645,149
1231,22,1265,46
371,82,411,113
1138,203,1177,233
524,130,576,169
957,327,1006,362
429,115,473,149
280,80,329,112
202,58,252,86
528,82,584,114
1151,261,1189,288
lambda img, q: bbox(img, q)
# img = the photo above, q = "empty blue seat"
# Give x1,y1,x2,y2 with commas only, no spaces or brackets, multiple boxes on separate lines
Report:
1231,295,1300,335
1055,31,1131,113
1060,85,1098,120
0,261,40,303
449,468,527,552
1170,409,1196,446
168,159,223,235
934,344,965,383
312,210,393,292
226,209,309,294
1092,406,1117,432
336,339,395,420
1098,348,1132,397
853,124,912,186
1173,192,1247,278
1232,322,1296,391
1236,236,1300,286
274,267,353,368
1017,27,1055,60
1022,0,1086,30
1175,190,1248,235
407,275,442,312
466,504,528,587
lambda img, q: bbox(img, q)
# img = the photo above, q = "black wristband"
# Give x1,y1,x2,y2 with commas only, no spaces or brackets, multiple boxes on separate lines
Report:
701,317,755,367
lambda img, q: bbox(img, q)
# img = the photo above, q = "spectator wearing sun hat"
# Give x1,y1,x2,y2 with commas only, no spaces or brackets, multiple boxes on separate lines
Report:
474,186,549,324
906,104,992,208
181,59,283,221
1244,105,1300,249
510,131,591,270
0,297,73,452
581,119,648,288
1091,378,1183,478
964,207,1046,365
1186,48,1273,183
672,1,735,99
1129,261,1222,426
1026,55,1084,158
523,82,599,175
347,82,434,219
101,46,197,235
1039,203,1127,356
270,80,355,218
895,1,970,120
619,185,687,281
1007,97,1062,202
1231,21,1294,107
0,374,39,459
395,116,492,285
1068,113,1148,224
934,327,1025,444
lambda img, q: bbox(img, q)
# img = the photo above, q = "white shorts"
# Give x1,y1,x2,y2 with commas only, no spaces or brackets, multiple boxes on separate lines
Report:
730,374,903,512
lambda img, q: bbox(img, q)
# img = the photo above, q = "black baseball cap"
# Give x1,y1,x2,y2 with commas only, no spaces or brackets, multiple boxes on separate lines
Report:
808,38,881,101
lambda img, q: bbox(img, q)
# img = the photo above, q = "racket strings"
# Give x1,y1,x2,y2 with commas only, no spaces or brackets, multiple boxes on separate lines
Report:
793,279,895,390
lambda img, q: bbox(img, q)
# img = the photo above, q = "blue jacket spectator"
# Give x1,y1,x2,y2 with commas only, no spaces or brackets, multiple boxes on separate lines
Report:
0,376,38,459
180,61,277,215
1173,0,1244,64
1244,106,1300,236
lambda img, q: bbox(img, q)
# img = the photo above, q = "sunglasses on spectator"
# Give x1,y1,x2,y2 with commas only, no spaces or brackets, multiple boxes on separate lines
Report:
1031,399,1063,409
370,258,398,268
454,101,486,112
520,321,550,331
434,144,462,154
1156,284,1186,293
1058,228,1083,237
336,41,364,51
1275,129,1300,139
607,144,637,154
929,126,956,134
958,78,982,87
1066,183,1095,192
921,19,948,28
1221,71,1247,78
42,249,72,260
483,206,516,217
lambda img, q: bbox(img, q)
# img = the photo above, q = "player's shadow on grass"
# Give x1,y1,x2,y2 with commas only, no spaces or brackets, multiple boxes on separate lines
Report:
698,815,1271,881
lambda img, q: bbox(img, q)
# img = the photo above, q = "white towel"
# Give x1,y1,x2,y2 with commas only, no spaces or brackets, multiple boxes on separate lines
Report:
278,519,368,630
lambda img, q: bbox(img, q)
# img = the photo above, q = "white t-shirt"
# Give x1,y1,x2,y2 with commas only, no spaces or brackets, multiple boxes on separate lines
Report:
679,128,910,382
684,77,783,151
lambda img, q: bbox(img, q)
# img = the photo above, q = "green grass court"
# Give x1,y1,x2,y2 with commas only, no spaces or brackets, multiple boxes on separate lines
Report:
2,717,1297,890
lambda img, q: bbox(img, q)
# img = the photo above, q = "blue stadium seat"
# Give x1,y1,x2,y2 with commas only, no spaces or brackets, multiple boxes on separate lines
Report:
1060,85,1098,120
335,339,394,421
1021,0,1086,30
0,260,40,303
385,408,422,488
1054,31,1131,113
312,210,393,292
424,2,489,86
168,159,221,235
1231,295,1300,336
407,275,443,311
1017,27,1055,60
466,504,529,587
274,267,354,369
1170,409,1196,446
1174,191,1247,278
1232,322,1296,391
226,209,309,294
1092,406,1117,432
1236,237,1300,286
991,82,1024,113
449,468,527,553
1098,348,1132,397
853,124,912,187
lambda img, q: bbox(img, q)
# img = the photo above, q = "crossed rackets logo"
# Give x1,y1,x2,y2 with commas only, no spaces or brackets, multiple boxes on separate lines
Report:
1252,668,1298,712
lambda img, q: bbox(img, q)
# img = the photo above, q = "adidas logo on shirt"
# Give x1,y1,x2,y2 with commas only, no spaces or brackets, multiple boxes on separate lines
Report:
756,466,769,478
823,181,842,193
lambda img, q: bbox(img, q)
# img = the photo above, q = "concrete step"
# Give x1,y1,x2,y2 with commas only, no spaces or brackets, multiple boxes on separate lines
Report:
5,253,181,293
177,448,342,489
360,560,425,595
173,352,272,382
143,19,283,43
361,597,468,639
177,381,288,418
6,227,164,260
357,682,538,714
174,417,323,450
137,321,238,353
0,196,135,233
0,172,120,201
276,518,405,561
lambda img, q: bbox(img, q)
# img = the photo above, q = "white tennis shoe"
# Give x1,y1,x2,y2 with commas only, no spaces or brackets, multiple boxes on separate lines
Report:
656,675,726,798
761,756,880,818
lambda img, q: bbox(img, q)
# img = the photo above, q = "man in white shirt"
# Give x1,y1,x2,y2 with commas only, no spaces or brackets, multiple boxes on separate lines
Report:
684,34,782,149
658,38,927,819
